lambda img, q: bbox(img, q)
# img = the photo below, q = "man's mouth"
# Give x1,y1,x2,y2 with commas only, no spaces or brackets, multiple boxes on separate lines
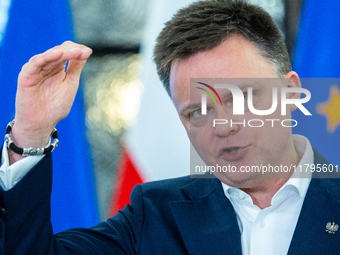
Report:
219,146,248,161
224,147,239,154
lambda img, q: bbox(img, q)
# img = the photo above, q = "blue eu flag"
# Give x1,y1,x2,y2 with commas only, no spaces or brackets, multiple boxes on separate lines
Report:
292,1,340,166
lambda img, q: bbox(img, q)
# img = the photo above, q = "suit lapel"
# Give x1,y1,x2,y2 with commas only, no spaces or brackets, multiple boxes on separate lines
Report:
288,149,340,254
170,177,242,255
288,178,340,254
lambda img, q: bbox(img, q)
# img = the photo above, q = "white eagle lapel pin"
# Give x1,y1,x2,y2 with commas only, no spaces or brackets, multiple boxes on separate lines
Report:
326,222,339,234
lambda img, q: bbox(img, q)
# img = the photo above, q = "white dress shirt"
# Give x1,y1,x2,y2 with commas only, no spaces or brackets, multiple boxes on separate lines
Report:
0,141,44,190
221,135,313,255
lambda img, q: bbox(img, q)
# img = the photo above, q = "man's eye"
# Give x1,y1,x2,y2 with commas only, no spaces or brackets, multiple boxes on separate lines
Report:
190,109,203,118
243,92,248,101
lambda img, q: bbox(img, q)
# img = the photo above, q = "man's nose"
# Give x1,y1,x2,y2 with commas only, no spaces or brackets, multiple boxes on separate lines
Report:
213,109,242,137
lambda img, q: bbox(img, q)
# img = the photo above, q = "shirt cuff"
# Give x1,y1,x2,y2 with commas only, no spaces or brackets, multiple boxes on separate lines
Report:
0,141,46,191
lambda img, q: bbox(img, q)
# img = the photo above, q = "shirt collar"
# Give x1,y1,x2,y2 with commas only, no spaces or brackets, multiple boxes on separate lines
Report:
221,135,314,201
284,135,313,199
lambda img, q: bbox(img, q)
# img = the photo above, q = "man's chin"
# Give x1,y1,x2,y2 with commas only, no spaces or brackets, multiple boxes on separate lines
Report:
212,171,262,188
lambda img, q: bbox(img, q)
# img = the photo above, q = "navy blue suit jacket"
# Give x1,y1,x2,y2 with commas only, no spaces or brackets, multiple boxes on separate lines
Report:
0,148,339,254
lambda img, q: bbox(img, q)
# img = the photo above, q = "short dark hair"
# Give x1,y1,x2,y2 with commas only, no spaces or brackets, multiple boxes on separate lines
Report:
153,0,291,97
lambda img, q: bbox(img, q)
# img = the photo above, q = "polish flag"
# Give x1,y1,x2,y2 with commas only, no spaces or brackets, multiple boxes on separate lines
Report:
108,0,195,216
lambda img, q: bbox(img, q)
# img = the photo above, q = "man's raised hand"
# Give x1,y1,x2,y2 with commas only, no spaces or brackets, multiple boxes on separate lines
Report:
9,41,92,164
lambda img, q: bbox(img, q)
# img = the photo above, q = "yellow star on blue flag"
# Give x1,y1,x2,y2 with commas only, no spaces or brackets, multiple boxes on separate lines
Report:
316,85,340,133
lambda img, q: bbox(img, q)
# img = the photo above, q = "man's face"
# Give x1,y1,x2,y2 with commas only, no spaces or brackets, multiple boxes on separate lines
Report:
169,34,300,186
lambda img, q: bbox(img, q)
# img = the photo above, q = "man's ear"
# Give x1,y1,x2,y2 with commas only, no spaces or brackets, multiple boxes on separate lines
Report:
284,71,302,111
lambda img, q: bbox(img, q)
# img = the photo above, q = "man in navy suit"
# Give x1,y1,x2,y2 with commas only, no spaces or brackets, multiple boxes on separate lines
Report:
1,0,339,254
